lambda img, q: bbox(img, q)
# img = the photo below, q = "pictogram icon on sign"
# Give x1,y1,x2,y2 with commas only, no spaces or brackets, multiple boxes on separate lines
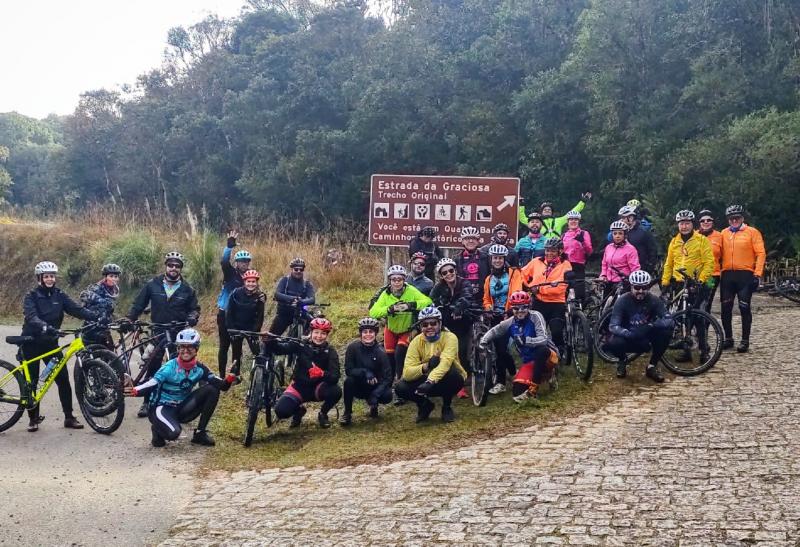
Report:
456,205,471,221
476,206,492,222
415,204,431,220
435,204,451,220
374,203,390,218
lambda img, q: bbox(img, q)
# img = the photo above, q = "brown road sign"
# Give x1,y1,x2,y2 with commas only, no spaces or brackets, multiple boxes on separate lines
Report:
368,174,520,248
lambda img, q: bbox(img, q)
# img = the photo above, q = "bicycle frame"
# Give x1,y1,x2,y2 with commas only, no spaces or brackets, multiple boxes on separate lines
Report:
0,337,85,407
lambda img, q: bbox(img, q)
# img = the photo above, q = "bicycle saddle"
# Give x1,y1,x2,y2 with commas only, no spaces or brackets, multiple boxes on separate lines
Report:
5,336,34,346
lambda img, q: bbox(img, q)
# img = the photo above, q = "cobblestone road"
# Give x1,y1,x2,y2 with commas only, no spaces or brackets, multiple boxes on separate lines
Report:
164,300,800,546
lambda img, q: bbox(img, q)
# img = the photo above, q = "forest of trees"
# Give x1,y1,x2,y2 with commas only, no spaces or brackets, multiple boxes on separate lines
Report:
1,0,799,251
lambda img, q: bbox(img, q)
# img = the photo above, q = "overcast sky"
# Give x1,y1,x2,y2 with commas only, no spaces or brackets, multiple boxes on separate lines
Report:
0,0,247,119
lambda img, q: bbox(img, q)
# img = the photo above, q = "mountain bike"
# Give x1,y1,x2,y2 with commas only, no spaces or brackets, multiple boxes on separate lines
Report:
228,330,293,447
0,324,124,434
768,276,800,304
593,270,632,363
463,308,504,407
272,304,329,379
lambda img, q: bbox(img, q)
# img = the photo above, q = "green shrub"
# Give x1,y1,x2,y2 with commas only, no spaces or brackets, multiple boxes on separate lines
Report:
101,231,163,286
184,229,218,292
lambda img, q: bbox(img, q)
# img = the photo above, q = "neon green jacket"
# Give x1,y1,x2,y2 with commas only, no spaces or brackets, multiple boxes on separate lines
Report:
369,284,432,334
518,200,585,238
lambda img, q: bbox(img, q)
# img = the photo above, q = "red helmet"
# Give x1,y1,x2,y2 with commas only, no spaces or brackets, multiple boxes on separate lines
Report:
309,317,333,332
242,269,260,281
509,291,531,306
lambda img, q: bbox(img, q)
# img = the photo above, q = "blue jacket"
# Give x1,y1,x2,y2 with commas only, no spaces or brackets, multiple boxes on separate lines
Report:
515,234,547,267
216,246,244,310
481,311,556,364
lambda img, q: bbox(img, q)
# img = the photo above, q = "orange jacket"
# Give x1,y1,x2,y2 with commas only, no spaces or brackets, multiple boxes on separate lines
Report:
721,225,766,276
702,230,723,276
522,257,572,303
483,267,524,311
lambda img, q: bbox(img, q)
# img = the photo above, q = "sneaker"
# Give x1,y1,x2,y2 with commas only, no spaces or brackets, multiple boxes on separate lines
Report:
339,411,352,426
63,416,84,429
393,396,407,406
736,340,749,353
151,428,166,448
616,361,627,378
137,400,149,418
456,387,468,399
488,383,506,395
289,406,306,428
369,405,379,419
27,414,45,433
415,398,435,423
191,429,216,446
722,339,734,350
645,365,665,383
317,411,331,429
513,391,532,403
441,407,456,423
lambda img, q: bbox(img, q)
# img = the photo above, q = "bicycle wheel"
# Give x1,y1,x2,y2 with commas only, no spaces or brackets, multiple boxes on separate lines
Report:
84,345,124,378
662,309,722,376
0,360,25,433
571,310,594,382
74,358,124,434
470,319,493,406
264,367,277,428
593,309,620,363
775,276,800,304
243,365,264,447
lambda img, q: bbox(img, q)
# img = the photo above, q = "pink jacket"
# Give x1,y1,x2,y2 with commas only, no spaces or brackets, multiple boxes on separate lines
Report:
562,228,593,265
601,242,640,282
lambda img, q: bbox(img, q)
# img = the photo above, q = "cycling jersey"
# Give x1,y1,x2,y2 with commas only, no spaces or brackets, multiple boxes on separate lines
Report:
515,233,547,266
481,312,553,363
483,267,524,312
216,246,245,310
369,283,433,334
601,242,640,282
721,224,766,276
701,229,723,277
661,230,715,285
522,257,572,303
479,239,520,267
430,277,473,318
265,338,340,390
135,359,232,406
455,248,490,303
273,276,315,314
608,293,673,339
517,200,586,237
403,330,467,383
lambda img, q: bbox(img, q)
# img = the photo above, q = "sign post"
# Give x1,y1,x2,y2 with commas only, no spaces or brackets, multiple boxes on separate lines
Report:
368,174,521,249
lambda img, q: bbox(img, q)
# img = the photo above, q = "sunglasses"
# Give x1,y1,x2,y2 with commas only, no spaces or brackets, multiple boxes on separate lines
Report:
699,218,713,223
292,267,305,272
511,306,529,312
728,216,744,221
166,263,183,269
177,345,197,351
631,286,648,292
440,268,456,276
420,320,439,328
412,261,426,267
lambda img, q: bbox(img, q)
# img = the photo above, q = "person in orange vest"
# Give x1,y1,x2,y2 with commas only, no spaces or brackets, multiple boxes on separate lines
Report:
697,209,723,312
719,205,766,353
522,237,572,350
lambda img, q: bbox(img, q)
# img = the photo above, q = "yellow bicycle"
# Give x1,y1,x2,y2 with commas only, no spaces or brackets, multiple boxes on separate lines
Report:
0,325,124,434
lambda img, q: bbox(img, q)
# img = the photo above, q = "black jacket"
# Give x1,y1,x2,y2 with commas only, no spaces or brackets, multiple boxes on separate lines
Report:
627,223,658,274
127,275,200,326
22,285,96,338
408,236,444,278
344,340,392,391
225,286,265,332
455,249,490,304
273,275,315,315
265,339,340,390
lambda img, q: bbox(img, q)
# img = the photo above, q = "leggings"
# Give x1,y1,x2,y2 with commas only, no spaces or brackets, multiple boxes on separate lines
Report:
571,262,586,302
274,381,342,419
394,369,465,410
603,327,672,365
342,376,393,414
217,310,231,374
720,270,755,341
384,329,410,379
489,316,515,384
22,340,73,419
149,383,220,440
703,275,720,314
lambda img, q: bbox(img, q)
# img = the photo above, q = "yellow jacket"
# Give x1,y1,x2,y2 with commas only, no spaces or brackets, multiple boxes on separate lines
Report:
402,330,467,383
661,231,715,285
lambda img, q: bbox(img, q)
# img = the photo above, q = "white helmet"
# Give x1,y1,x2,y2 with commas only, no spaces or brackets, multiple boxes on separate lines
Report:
175,328,201,347
164,251,185,265
435,257,457,273
675,210,695,222
34,261,58,276
629,270,652,287
618,205,636,217
417,306,442,322
488,244,509,256
386,264,407,279
460,226,480,240
610,220,629,232
566,210,581,220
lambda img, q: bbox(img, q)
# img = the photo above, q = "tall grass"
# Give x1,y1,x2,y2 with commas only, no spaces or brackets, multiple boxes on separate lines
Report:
91,231,164,286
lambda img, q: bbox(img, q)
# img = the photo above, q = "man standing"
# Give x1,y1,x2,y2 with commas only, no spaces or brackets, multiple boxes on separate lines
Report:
407,252,434,296
408,226,443,279
620,205,658,274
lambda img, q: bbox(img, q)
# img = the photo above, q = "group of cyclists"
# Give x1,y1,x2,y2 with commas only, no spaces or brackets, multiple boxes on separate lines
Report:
15,195,766,445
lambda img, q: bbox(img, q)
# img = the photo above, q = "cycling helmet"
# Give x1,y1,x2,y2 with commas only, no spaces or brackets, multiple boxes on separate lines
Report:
435,257,457,273
488,244,509,256
539,201,554,211
627,199,641,208
242,269,260,280
617,205,637,217
417,306,442,322
566,210,581,220
101,263,121,275
387,264,407,278
675,210,695,222
526,212,542,222
289,257,305,268
164,251,184,266
698,209,714,220
409,251,427,263
610,220,629,232
357,317,380,332
725,204,744,217
629,270,652,287
34,261,58,276
234,250,252,262
460,226,480,240
309,317,333,332
544,237,564,250
492,223,510,234
176,328,201,348
421,226,438,237
509,291,531,306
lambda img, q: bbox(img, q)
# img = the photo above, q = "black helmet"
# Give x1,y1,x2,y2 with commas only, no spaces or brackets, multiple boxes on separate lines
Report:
101,263,122,275
358,317,380,332
289,257,305,269
544,237,564,250
725,204,744,217
527,212,542,222
698,209,714,220
540,201,554,211
421,226,437,237
492,223,510,234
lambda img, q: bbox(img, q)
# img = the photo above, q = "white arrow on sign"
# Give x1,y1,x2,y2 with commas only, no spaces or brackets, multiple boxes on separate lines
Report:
496,195,516,211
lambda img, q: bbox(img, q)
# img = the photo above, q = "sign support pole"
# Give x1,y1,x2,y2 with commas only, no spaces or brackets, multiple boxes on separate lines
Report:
384,246,390,278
